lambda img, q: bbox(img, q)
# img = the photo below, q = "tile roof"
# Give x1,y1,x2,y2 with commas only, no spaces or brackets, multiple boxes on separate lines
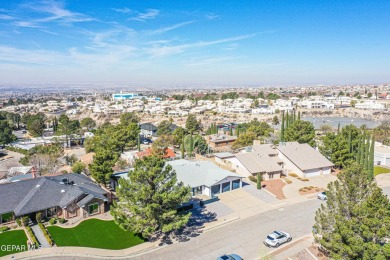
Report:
235,150,282,174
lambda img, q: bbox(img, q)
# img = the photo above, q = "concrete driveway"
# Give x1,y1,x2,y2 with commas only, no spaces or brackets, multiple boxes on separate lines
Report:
282,174,337,199
376,173,390,187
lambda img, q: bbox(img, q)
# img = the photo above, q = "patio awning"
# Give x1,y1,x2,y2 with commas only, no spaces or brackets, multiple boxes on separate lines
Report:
76,194,94,208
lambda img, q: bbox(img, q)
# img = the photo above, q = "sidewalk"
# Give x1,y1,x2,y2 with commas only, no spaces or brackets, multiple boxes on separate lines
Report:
30,224,51,248
270,234,315,260
8,194,318,259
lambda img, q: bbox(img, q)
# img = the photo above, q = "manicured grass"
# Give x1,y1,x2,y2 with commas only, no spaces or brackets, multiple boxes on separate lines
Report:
374,166,390,176
0,230,28,257
47,219,145,249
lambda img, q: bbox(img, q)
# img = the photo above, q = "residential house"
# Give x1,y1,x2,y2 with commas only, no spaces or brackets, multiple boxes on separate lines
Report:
140,123,158,137
374,144,390,166
230,144,283,180
0,174,109,226
277,142,334,178
206,134,237,150
167,159,243,198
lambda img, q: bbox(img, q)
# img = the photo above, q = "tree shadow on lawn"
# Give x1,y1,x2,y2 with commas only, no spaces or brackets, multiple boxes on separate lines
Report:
151,207,217,246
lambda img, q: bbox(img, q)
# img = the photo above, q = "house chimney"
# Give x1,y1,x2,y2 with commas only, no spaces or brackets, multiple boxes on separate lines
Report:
31,167,37,178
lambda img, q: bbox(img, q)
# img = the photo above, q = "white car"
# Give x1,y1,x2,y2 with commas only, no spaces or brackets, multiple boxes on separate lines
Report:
264,231,292,247
317,191,327,200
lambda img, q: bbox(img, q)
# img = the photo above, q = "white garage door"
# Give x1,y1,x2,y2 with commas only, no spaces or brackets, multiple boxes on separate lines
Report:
304,169,321,177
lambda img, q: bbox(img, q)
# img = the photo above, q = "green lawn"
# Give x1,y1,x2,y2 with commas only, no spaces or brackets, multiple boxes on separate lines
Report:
374,166,390,176
47,219,145,249
0,230,28,257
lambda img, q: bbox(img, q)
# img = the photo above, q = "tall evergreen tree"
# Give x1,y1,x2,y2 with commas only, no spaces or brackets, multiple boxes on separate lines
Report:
89,148,118,186
368,135,375,180
111,156,191,238
280,111,285,142
286,111,290,129
137,134,141,152
314,163,390,259
337,122,340,134
364,135,371,172
297,111,301,120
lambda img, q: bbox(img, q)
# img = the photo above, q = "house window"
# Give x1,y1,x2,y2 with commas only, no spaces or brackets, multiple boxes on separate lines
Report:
88,203,99,215
192,186,202,196
232,179,240,190
46,207,57,218
1,212,13,224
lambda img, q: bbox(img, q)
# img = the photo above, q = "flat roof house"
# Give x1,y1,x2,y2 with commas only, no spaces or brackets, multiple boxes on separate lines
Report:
167,159,243,198
277,142,334,178
0,174,109,226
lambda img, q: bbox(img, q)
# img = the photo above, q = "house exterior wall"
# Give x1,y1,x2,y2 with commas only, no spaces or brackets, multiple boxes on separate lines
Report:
374,152,390,166
278,152,305,177
81,198,105,218
227,158,252,177
203,186,211,197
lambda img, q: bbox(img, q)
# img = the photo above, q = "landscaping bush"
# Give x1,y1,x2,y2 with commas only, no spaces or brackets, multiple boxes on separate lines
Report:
0,226,10,232
49,218,57,225
21,216,29,227
248,176,256,182
25,226,39,247
38,223,54,245
302,178,310,182
36,213,42,223
15,218,21,227
58,218,66,224
288,173,298,178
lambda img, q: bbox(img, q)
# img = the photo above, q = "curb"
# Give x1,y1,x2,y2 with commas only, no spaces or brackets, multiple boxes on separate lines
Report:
268,233,313,257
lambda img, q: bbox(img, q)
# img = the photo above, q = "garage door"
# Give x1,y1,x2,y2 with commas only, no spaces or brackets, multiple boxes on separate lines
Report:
211,184,221,197
304,169,321,177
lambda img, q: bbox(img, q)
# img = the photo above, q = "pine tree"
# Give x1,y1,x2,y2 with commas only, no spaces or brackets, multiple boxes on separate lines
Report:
181,136,185,159
314,163,390,259
297,111,301,120
89,148,118,186
360,133,366,165
280,111,285,142
111,156,191,238
236,126,240,137
257,173,262,190
348,127,352,154
337,122,340,134
368,135,375,180
137,134,140,152
286,111,289,129
364,135,370,172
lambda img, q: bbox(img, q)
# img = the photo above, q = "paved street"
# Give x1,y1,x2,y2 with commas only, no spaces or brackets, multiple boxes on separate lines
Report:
34,199,322,260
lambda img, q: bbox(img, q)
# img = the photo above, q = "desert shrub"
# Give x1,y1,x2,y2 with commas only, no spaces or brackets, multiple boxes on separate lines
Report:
0,226,10,232
38,223,54,245
15,218,21,227
21,216,29,226
58,218,66,224
302,178,310,182
36,212,42,223
288,173,298,178
48,218,57,225
248,176,257,182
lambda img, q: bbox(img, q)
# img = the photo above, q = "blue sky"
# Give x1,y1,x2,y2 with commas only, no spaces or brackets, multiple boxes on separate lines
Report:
0,0,389,86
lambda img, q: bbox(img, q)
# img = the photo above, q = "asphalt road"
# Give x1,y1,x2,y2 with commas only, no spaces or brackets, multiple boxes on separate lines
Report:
36,199,323,260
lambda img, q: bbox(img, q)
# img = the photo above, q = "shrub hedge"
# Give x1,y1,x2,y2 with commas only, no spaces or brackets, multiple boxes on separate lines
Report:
38,223,54,246
25,226,39,247
0,226,10,232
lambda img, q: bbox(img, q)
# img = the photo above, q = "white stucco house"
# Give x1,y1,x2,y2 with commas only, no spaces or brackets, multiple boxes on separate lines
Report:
167,159,243,198
277,142,334,178
374,145,390,166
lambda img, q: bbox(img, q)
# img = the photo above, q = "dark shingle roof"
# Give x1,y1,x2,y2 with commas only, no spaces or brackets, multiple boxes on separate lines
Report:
140,123,157,131
0,174,107,216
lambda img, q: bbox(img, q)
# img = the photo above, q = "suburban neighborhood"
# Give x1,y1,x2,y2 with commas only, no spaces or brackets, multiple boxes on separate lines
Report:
1,1,390,260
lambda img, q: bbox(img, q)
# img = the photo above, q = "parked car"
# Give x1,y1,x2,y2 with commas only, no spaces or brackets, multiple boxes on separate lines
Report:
317,191,327,200
216,254,243,260
264,231,292,247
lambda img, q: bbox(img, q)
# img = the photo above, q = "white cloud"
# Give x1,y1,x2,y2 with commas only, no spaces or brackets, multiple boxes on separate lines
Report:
145,33,257,57
13,0,94,27
148,20,194,35
205,13,220,20
111,7,133,14
0,14,14,20
129,9,160,21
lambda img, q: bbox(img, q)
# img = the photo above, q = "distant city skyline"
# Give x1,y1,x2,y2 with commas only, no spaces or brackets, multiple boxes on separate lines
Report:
0,0,389,86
